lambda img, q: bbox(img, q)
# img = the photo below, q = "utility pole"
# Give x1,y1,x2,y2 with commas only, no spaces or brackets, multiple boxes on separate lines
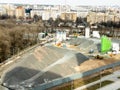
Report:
100,70,102,88
71,80,74,90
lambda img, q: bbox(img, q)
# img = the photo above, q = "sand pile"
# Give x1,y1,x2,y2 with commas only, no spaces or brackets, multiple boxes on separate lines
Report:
75,57,119,72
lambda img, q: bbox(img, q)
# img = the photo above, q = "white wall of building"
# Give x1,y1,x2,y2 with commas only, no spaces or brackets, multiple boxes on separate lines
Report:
56,31,66,42
85,27,90,38
31,9,60,20
31,10,43,17
112,43,119,53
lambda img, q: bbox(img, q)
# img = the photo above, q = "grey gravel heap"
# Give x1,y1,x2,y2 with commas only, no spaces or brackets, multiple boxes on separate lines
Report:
1,46,89,90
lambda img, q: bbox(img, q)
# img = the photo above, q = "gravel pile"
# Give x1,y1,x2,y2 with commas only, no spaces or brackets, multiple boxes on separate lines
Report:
77,40,94,49
68,38,101,53
68,38,86,46
1,46,89,89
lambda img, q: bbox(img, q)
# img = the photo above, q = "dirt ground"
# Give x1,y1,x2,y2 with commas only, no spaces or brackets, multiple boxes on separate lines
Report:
75,54,120,72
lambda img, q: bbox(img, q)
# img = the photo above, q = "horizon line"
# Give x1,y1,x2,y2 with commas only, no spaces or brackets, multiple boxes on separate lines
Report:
0,2,120,7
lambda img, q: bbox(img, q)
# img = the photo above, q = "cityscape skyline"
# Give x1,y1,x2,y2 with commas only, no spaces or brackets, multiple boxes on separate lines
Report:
0,0,120,6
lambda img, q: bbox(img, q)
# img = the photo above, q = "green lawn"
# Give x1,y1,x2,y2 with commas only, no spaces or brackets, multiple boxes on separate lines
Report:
117,76,120,79
83,80,113,90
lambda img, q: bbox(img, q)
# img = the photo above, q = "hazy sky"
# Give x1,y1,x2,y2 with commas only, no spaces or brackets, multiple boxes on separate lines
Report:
0,0,120,6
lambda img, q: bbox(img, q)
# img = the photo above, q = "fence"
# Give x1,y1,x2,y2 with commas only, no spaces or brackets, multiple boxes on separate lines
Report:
31,61,120,90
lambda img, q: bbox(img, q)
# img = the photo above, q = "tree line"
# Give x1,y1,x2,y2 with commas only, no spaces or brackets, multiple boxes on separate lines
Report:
0,20,43,63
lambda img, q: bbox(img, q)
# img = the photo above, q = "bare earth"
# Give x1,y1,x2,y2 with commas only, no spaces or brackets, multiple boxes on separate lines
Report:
75,54,120,72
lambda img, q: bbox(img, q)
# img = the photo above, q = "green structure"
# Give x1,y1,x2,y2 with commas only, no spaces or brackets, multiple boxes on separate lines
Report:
101,36,112,53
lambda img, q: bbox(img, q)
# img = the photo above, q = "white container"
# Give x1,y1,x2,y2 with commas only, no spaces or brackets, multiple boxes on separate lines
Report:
112,43,119,53
93,31,100,38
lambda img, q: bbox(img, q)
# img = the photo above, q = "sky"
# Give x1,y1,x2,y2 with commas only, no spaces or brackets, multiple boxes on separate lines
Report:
0,0,120,6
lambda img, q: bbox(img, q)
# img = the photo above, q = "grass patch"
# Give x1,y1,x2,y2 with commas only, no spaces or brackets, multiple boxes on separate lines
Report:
117,76,120,79
73,72,112,89
83,80,113,90
51,71,112,90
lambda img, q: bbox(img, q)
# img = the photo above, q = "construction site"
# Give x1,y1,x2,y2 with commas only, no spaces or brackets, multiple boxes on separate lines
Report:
0,28,120,90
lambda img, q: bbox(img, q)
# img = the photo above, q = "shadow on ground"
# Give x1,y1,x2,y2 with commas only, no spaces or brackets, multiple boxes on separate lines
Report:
1,66,62,90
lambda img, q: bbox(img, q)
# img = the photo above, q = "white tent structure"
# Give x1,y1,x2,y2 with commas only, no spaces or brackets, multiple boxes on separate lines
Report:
56,31,66,42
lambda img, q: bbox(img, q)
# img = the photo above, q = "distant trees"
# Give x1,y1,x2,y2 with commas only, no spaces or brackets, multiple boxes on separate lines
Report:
46,16,88,28
48,17,54,25
0,14,9,19
0,29,10,62
9,28,25,55
75,17,87,27
54,16,63,27
0,21,42,63
98,21,120,28
33,14,39,22
0,14,16,20
76,17,82,25
33,14,42,22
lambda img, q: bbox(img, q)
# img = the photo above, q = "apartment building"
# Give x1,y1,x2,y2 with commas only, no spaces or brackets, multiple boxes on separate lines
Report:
60,12,77,21
15,6,25,18
87,11,120,24
2,4,15,16
30,5,61,20
0,5,3,15
71,6,90,18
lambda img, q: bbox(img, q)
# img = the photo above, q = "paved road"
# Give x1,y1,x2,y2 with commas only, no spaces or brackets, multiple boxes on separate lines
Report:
75,70,120,90
98,80,120,90
97,71,120,90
